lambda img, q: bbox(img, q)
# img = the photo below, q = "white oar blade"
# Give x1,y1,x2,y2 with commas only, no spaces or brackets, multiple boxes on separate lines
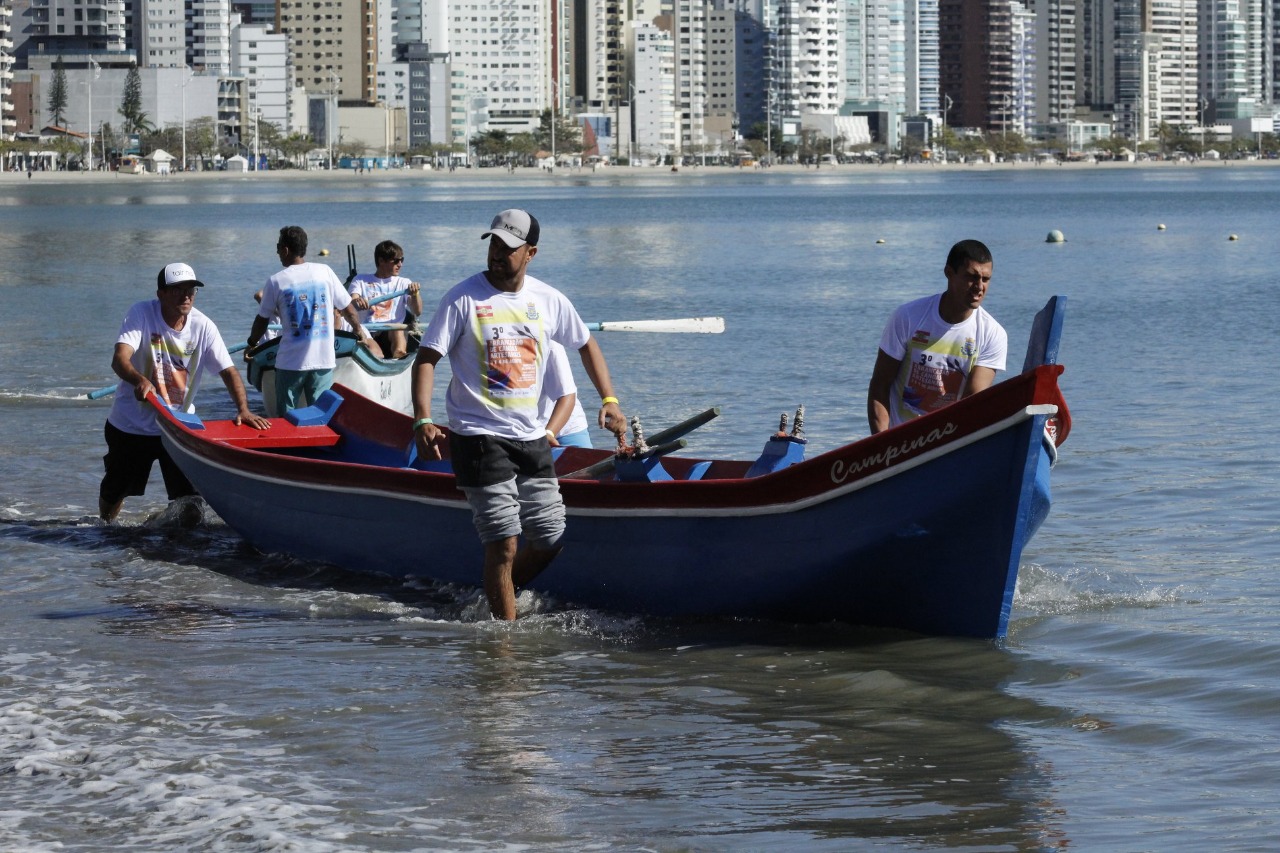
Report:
590,317,725,334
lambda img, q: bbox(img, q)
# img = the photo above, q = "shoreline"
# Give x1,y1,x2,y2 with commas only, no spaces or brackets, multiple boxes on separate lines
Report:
3,156,1276,184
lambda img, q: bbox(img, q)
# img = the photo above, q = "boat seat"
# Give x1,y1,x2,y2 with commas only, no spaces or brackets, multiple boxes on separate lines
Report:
286,390,344,427
684,461,713,480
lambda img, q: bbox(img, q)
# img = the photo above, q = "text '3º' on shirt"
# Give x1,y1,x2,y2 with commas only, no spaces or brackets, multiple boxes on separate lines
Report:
420,272,591,441
877,292,1008,429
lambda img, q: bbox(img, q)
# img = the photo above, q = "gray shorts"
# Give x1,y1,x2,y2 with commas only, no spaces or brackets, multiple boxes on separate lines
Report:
460,475,566,548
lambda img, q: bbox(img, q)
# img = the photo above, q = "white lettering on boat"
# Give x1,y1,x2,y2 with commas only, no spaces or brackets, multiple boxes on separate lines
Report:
830,422,959,484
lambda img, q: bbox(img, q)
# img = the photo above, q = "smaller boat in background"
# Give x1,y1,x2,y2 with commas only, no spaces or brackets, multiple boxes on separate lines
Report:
246,330,417,417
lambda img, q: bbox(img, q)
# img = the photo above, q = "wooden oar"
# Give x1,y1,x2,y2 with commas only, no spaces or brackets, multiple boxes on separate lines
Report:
86,341,251,400
563,407,721,479
585,317,724,333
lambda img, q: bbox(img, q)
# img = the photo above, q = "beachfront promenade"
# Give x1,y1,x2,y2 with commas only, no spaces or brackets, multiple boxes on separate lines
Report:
4,156,1275,185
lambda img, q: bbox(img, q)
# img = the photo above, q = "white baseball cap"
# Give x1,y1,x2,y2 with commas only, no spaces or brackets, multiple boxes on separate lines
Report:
481,209,540,248
157,262,206,288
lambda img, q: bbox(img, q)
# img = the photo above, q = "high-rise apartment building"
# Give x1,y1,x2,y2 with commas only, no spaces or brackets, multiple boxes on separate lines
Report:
846,0,907,114
1032,0,1074,126
444,0,549,135
277,0,377,104
672,0,709,156
907,0,940,116
231,22,290,128
10,0,127,67
939,0,1018,132
1074,0,1112,111
628,18,676,159
774,0,843,118
1150,0,1198,129
1,1,14,138
1010,1,1035,133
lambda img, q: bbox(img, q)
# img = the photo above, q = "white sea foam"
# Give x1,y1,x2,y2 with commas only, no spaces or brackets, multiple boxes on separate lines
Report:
0,649,497,851
1015,562,1185,618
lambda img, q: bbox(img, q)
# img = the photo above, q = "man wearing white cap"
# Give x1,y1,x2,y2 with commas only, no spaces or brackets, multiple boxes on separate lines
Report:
411,208,628,621
99,262,271,522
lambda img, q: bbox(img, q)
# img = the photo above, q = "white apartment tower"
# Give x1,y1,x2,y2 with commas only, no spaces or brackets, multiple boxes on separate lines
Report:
1198,0,1272,117
1010,1,1035,134
13,0,126,66
1148,0,1198,130
189,0,231,73
628,19,676,159
774,0,844,118
134,0,231,73
446,0,550,135
845,0,906,113
906,0,939,116
1032,0,1075,126
672,0,709,157
231,22,291,129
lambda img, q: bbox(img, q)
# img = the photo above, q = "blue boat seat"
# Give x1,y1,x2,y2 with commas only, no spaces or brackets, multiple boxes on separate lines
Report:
286,390,344,427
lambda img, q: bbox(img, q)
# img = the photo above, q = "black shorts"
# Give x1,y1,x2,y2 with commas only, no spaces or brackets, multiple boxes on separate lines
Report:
100,420,196,504
449,433,555,488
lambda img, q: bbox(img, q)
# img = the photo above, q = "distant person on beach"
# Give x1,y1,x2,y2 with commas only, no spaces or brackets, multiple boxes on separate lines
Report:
248,225,372,413
99,263,271,522
345,240,424,359
867,239,1008,434
410,208,627,620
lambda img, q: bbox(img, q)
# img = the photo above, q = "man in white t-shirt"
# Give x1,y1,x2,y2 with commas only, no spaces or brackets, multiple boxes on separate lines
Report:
867,239,1009,434
540,341,592,448
247,225,371,414
411,209,628,621
99,262,271,522
347,239,424,359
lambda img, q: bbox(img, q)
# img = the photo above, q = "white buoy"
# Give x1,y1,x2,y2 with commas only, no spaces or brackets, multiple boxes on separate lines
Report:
1045,229,1065,243
1157,224,1166,231
875,239,886,244
319,248,330,256
1229,234,1239,241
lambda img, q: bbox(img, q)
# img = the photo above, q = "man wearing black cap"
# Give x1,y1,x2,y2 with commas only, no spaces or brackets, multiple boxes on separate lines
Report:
411,209,628,620
98,262,271,522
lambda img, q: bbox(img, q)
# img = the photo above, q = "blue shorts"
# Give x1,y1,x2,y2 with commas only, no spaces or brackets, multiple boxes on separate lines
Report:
274,368,334,413
556,429,593,448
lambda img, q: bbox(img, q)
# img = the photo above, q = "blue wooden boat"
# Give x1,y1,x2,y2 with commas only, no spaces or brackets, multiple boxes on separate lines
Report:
154,297,1070,638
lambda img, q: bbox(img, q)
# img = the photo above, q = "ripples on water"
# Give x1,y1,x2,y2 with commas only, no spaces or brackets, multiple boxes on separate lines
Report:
2,167,1279,850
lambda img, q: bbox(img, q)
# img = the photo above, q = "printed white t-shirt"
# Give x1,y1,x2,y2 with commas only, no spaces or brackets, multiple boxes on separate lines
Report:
539,340,589,438
348,274,414,325
877,293,1008,428
257,262,352,371
420,272,591,440
107,300,234,436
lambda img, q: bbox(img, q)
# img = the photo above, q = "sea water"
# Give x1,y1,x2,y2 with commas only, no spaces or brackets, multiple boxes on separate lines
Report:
1,164,1278,851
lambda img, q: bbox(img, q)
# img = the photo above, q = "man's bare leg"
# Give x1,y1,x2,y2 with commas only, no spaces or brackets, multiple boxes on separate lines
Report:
483,536,520,620
99,496,123,522
388,329,409,359
512,542,562,589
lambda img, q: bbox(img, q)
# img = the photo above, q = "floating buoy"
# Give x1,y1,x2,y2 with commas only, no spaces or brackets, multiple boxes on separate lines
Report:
875,239,886,244
1229,234,1239,241
1157,224,1166,230
319,248,330,256
1045,230,1065,243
